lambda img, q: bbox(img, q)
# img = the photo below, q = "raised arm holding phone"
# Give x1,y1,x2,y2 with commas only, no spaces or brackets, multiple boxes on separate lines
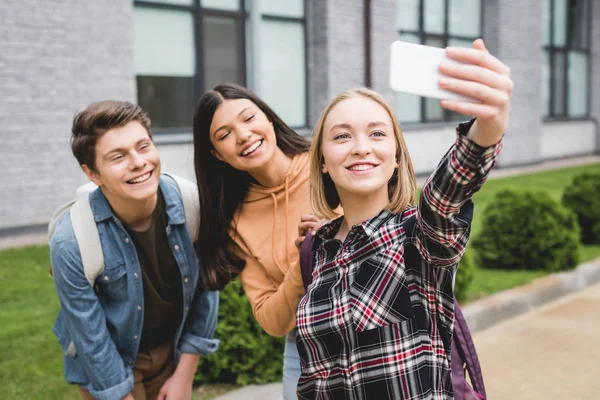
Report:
294,38,512,399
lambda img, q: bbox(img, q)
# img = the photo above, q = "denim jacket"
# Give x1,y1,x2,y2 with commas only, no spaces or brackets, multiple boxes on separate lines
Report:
50,175,219,400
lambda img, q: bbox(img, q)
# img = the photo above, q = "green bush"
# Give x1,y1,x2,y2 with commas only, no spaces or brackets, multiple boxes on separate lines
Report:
562,171,600,244
472,189,580,272
454,249,475,302
195,279,285,386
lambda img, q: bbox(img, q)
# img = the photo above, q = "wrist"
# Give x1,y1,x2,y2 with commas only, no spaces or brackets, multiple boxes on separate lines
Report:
173,353,200,382
465,119,503,148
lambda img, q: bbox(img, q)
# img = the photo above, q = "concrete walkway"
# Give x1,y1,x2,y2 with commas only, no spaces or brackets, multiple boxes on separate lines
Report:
475,281,600,399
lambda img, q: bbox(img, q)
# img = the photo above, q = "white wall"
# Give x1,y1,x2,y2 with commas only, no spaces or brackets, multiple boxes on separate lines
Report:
156,142,196,181
541,120,597,159
403,126,457,174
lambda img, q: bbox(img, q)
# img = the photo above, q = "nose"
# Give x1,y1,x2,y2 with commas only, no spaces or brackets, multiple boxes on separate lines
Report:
129,151,147,170
352,136,372,156
235,128,252,143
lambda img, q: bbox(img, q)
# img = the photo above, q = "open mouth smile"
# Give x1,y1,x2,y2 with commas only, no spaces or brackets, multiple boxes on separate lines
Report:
346,163,378,172
127,170,153,184
241,140,263,157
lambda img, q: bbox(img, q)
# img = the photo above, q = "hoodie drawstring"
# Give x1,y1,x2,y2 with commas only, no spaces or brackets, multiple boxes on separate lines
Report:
270,175,291,273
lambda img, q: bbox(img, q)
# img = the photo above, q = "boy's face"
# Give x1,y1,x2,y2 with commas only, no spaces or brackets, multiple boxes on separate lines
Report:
83,121,161,205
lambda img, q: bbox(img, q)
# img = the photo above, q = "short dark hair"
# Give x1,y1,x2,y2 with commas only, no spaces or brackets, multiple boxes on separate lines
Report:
71,100,151,172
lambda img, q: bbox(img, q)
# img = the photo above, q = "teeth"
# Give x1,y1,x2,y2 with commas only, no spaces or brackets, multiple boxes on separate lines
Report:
349,164,375,171
129,172,151,184
242,140,262,156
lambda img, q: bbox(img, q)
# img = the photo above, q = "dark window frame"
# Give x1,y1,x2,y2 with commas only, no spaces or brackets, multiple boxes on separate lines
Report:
260,3,309,129
134,0,248,134
134,0,310,134
397,0,484,123
543,0,592,120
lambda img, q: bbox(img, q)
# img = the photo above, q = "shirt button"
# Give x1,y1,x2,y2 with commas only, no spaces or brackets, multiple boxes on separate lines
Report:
134,335,138,340
137,305,142,311
125,238,130,244
104,276,109,281
185,307,190,312
134,273,139,279
174,244,180,251
184,277,189,283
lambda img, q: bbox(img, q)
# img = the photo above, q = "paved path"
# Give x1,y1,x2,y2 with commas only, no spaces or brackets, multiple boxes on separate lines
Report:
474,281,600,400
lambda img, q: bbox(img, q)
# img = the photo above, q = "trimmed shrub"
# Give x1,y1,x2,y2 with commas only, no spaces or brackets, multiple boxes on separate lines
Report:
562,171,600,244
472,189,580,272
454,249,475,302
195,279,285,386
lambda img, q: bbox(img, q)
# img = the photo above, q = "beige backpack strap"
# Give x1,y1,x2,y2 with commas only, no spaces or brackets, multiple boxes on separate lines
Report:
165,174,200,242
69,195,104,286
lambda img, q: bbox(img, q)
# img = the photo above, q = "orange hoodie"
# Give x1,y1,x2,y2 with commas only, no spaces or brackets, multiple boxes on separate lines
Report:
232,152,311,337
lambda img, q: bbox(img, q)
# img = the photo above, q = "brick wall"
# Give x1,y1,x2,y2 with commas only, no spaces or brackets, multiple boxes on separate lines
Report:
488,0,544,166
0,0,135,230
307,0,365,127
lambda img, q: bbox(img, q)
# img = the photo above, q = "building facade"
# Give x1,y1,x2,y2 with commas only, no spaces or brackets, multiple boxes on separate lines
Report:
1,0,598,233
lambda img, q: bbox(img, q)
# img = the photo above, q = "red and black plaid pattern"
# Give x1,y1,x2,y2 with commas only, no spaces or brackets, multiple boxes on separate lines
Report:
296,121,501,400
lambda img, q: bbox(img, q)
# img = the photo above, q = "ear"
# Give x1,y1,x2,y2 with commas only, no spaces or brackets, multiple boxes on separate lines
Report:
322,164,328,174
81,164,103,187
211,149,226,163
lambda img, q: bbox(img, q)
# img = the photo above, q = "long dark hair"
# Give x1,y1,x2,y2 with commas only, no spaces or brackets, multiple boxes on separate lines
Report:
193,83,310,291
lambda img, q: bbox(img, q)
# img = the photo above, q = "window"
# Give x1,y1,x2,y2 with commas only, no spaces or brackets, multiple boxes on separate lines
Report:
134,0,307,133
257,0,307,127
396,0,483,123
542,0,590,118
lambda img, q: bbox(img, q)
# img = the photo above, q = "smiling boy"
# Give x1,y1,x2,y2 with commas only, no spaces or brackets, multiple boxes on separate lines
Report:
50,100,219,400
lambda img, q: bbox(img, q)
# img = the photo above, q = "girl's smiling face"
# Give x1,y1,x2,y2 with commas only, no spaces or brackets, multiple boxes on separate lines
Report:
320,95,398,205
209,98,277,173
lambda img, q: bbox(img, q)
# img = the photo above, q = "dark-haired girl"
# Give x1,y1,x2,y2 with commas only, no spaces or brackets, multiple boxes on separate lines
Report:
192,83,319,398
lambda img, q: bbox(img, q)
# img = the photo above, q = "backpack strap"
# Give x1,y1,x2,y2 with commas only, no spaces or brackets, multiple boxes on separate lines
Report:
300,234,316,292
69,194,105,287
164,173,200,242
51,174,200,288
453,297,487,398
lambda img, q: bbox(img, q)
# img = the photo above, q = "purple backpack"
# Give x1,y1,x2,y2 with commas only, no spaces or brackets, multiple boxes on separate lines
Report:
299,235,487,400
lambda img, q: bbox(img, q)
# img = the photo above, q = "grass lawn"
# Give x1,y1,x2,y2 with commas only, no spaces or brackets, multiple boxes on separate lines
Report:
0,245,233,400
464,162,600,301
1,162,599,399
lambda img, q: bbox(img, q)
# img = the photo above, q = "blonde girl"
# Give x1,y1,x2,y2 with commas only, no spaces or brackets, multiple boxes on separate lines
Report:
295,39,512,399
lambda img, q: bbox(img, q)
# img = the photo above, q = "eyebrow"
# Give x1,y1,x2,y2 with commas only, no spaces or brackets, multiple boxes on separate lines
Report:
329,121,389,132
367,121,389,128
103,138,149,160
329,123,352,132
212,106,253,137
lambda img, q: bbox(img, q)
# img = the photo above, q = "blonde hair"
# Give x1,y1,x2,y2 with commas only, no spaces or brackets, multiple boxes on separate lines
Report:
309,87,417,219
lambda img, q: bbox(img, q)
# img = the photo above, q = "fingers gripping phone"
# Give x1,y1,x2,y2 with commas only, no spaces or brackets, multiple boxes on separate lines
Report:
389,41,476,102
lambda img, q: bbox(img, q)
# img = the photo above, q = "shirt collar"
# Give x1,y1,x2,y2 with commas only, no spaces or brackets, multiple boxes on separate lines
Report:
88,174,186,225
315,209,396,244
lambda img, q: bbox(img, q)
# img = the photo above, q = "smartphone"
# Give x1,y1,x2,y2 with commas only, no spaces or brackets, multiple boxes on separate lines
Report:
389,41,477,102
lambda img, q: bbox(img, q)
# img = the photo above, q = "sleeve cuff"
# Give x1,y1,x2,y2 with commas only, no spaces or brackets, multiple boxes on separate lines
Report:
453,119,503,180
178,335,220,355
86,373,133,400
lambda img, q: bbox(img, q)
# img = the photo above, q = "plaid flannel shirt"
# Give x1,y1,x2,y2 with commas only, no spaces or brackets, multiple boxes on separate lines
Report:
296,120,502,400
